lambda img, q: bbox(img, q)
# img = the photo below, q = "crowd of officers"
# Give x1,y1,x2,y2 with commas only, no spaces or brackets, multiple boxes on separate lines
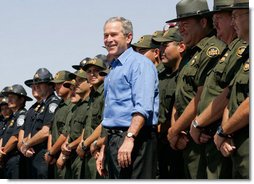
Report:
0,0,249,179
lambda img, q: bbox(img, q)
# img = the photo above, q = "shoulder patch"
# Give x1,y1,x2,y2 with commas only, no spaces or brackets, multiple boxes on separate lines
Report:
17,115,25,127
236,46,246,57
206,46,220,57
49,103,58,113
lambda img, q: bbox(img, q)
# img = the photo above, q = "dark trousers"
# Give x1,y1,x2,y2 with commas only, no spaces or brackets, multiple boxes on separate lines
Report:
106,126,157,179
157,136,185,179
27,149,48,179
4,154,20,179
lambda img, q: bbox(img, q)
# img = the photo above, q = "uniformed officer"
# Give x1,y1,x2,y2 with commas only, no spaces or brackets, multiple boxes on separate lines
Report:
0,84,32,178
17,78,43,179
44,70,73,179
151,27,186,179
213,0,249,179
186,0,248,179
58,68,91,179
20,68,60,179
166,0,226,179
132,34,161,66
0,96,12,178
75,57,106,179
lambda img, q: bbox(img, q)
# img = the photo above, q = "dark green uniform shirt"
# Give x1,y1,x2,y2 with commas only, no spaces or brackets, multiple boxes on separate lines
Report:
197,38,247,114
51,98,72,144
68,98,89,143
157,63,177,125
84,83,104,139
228,46,249,117
175,35,226,115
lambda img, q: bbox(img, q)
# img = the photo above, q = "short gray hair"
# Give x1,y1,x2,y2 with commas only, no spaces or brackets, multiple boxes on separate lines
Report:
104,16,133,36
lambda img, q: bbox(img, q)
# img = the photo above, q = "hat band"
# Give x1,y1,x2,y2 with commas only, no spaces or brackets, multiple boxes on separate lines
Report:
177,9,210,18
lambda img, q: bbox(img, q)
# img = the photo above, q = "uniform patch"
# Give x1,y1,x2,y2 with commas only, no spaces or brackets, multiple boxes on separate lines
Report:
49,103,58,113
17,115,25,127
236,46,246,57
206,46,220,57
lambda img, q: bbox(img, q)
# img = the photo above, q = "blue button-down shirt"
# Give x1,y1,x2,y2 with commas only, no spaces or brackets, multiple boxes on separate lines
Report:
102,47,159,128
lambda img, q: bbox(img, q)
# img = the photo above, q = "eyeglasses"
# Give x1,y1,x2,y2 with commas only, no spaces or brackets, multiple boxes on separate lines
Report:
232,12,249,20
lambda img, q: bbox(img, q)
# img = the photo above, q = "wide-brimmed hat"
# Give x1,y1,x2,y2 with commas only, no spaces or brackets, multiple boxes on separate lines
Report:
82,57,107,71
2,84,33,101
51,70,72,84
32,68,53,85
153,27,182,43
72,57,91,70
166,0,210,23
69,69,87,80
226,0,249,9
132,35,160,49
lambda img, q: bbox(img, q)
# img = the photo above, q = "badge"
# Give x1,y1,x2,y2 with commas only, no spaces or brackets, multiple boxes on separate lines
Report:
34,73,39,79
54,72,60,80
40,106,45,113
236,46,246,57
49,103,58,113
190,59,196,66
137,36,144,43
17,115,25,127
9,120,14,127
206,46,220,57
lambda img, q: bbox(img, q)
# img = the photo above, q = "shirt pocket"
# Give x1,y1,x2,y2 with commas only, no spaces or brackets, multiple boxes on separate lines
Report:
236,72,249,103
91,104,102,130
182,67,198,92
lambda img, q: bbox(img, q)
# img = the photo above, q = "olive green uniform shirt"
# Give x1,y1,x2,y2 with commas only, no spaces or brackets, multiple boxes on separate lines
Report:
83,83,104,140
51,98,72,144
228,46,249,117
175,35,226,116
68,98,89,142
157,63,177,125
197,38,247,114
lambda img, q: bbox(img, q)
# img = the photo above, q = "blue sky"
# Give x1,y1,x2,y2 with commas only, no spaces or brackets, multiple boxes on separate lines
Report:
0,0,239,107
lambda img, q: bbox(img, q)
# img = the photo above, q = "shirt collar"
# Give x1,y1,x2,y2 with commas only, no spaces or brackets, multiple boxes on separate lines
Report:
116,47,133,65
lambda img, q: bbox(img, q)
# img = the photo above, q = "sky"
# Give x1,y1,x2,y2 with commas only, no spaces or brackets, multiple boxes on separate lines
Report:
0,0,215,107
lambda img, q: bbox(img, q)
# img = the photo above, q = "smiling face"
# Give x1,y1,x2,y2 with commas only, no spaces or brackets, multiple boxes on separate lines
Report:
104,21,132,58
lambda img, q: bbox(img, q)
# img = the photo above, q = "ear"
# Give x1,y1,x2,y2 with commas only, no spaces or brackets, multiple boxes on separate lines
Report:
200,17,208,29
178,42,186,54
154,48,161,59
126,32,133,45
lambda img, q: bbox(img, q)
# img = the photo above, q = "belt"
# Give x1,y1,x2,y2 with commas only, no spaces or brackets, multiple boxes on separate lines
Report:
105,125,157,135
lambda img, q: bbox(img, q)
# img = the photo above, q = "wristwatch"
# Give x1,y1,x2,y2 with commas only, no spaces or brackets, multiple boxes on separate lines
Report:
81,142,90,152
192,119,202,129
216,126,231,138
126,132,136,139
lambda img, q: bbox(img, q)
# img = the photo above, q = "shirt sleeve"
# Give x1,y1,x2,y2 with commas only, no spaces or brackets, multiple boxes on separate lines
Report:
130,58,159,120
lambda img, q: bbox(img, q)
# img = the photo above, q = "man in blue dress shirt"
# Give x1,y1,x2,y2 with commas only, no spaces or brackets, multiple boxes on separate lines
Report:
96,16,159,179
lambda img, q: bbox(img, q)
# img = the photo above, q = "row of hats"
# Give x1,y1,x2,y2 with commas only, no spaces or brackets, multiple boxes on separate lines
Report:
166,0,248,23
132,0,248,51
0,55,109,103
